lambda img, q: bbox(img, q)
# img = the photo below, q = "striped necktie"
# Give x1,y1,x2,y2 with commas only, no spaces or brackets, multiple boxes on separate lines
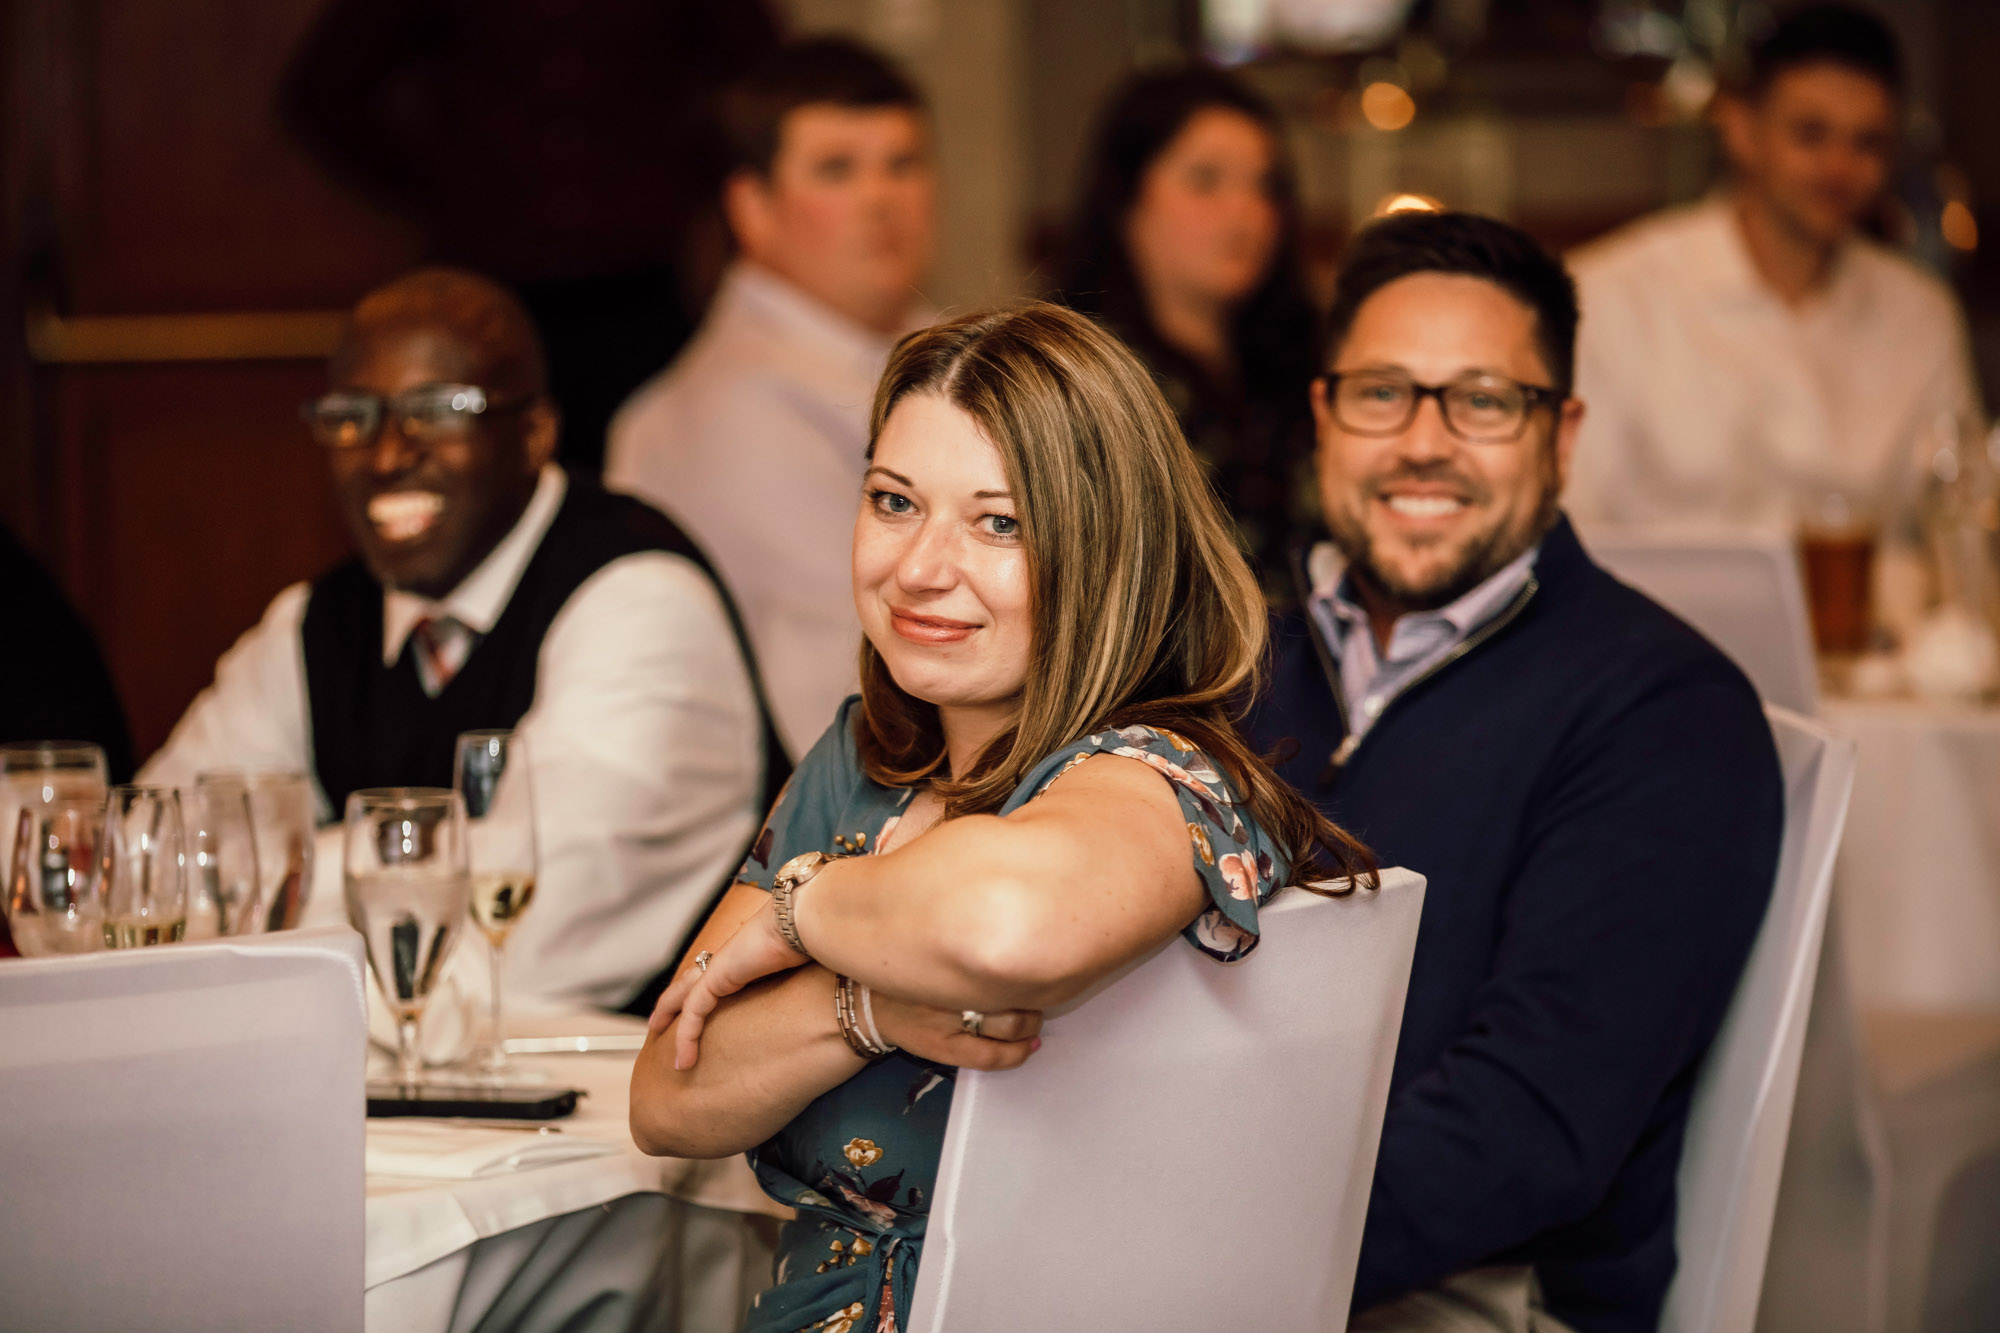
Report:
410,615,476,697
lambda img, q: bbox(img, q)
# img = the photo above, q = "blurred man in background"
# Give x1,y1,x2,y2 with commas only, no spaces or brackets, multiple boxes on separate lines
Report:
144,269,782,1012
1567,3,1981,544
605,37,936,759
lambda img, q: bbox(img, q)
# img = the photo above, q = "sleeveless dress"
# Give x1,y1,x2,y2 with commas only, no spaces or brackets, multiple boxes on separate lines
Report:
733,698,1291,1333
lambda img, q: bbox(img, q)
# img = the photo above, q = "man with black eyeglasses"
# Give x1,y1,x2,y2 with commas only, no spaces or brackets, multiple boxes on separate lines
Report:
143,268,784,1014
1246,212,1784,1332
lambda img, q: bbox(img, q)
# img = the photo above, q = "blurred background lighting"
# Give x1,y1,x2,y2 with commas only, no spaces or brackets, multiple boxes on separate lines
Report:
1942,200,1979,253
1360,82,1418,132
1376,193,1444,217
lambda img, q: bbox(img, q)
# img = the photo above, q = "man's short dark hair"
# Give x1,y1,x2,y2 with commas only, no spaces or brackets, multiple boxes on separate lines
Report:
722,37,926,178
1324,211,1580,397
1747,3,1904,101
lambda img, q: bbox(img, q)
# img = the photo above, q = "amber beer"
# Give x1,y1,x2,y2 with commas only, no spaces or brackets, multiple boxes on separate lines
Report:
1799,526,1876,656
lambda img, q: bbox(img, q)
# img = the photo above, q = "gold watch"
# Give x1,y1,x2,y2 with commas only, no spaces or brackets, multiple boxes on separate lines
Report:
771,851,831,957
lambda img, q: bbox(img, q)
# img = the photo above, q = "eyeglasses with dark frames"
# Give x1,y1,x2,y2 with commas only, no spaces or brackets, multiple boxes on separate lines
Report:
299,383,534,450
1322,370,1566,444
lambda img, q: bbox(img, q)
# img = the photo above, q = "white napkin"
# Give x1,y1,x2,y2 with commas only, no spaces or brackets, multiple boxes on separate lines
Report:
364,1120,619,1180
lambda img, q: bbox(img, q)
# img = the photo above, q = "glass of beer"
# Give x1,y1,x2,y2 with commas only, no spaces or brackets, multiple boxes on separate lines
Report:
1799,492,1877,657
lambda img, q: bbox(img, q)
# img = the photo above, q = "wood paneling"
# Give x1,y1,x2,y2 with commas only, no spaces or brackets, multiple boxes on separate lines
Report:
49,361,353,758
11,0,421,755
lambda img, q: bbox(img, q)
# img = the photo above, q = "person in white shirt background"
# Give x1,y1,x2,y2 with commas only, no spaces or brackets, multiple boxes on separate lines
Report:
143,268,772,1022
606,36,937,760
1565,2,1983,583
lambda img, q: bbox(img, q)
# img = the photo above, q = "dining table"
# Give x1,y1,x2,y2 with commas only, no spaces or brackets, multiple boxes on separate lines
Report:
1821,695,2000,1017
363,1007,789,1332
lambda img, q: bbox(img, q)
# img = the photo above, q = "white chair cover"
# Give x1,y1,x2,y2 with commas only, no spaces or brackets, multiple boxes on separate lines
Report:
907,867,1426,1333
1662,707,1858,1333
1586,529,1822,715
0,925,368,1331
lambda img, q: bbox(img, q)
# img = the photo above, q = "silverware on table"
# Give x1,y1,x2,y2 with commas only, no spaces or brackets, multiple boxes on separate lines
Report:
500,1034,647,1055
403,1117,565,1133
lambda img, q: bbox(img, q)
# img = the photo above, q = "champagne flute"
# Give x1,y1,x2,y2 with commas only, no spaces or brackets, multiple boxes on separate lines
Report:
102,785,189,947
196,769,315,931
343,787,469,1092
5,790,108,956
454,730,538,1078
186,781,261,939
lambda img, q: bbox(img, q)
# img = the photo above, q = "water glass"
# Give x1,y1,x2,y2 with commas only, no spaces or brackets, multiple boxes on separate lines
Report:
186,781,261,939
343,787,470,1090
5,791,107,956
196,769,315,930
102,785,189,947
1,741,108,897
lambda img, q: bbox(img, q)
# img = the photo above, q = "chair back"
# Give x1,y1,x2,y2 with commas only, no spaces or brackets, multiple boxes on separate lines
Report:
1587,529,1821,715
1662,707,1857,1333
0,925,368,1331
906,867,1427,1333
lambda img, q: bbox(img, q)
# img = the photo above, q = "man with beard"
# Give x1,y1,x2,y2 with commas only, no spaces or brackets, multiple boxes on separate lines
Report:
144,269,784,1013
1245,212,1785,1333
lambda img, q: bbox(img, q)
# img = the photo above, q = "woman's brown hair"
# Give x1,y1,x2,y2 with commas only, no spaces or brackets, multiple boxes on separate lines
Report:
855,302,1374,889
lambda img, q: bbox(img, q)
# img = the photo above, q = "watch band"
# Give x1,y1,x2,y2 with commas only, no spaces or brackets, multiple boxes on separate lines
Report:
771,851,831,958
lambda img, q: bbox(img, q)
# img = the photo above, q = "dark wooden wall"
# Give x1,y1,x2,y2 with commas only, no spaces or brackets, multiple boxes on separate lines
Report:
7,0,423,758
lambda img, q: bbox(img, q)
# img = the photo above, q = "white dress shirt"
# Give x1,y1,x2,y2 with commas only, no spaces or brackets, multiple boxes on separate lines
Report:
143,465,764,1010
605,261,928,758
1567,195,1982,536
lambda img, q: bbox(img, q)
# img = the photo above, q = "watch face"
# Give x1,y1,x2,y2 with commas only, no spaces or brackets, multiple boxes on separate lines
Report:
775,851,826,887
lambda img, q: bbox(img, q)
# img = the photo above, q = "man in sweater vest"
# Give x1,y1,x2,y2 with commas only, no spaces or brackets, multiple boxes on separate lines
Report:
1244,214,1784,1332
144,269,785,1012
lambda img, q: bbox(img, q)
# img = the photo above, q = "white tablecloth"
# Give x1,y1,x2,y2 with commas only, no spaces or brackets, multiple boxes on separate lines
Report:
365,1010,788,1332
1824,698,2000,1013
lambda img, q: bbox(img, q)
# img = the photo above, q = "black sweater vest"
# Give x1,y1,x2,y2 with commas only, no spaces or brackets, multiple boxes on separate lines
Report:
300,473,789,816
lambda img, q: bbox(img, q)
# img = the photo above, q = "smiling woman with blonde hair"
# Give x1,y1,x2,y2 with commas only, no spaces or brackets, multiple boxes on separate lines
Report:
630,301,1373,1333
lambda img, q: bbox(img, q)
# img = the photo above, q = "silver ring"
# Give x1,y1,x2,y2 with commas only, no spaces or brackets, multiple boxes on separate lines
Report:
693,950,713,975
959,1009,986,1038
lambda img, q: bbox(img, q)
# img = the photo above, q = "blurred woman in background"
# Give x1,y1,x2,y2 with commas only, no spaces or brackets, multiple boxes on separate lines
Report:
1056,65,1320,606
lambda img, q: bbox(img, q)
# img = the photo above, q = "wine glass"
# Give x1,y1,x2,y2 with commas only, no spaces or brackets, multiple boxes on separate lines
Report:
454,730,539,1078
186,780,260,939
1,742,108,901
102,785,189,947
5,789,108,956
343,787,469,1092
196,770,315,931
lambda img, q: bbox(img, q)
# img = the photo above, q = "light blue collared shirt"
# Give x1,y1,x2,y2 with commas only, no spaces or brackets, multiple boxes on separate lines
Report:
1308,542,1540,741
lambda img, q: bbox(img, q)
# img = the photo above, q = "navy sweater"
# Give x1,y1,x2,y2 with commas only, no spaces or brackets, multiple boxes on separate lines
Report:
1244,517,1783,1332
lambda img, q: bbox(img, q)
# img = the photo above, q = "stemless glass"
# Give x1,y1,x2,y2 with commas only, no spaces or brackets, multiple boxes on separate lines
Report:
5,791,107,956
186,781,261,939
343,788,470,1091
454,731,539,1078
196,770,315,931
102,785,189,947
1,742,108,896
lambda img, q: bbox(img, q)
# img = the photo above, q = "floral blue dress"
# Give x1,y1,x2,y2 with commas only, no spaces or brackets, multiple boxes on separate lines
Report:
734,697,1290,1333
